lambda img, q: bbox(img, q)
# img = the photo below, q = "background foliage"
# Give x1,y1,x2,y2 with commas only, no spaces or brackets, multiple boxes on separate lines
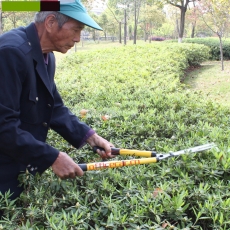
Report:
0,43,230,229
166,38,230,61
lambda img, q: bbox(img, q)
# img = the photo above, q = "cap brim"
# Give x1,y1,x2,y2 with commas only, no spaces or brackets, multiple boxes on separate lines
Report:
60,11,103,31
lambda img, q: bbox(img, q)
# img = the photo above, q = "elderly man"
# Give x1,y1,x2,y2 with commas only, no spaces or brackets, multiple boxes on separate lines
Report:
0,0,113,201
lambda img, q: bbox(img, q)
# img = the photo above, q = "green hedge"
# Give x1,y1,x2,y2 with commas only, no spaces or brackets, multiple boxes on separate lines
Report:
0,43,229,229
166,37,230,61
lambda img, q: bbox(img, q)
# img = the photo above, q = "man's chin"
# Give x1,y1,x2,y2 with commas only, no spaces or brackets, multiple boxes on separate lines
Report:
58,46,72,54
60,50,68,54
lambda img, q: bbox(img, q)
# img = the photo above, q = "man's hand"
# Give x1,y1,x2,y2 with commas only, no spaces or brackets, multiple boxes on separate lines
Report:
52,152,83,179
86,133,114,159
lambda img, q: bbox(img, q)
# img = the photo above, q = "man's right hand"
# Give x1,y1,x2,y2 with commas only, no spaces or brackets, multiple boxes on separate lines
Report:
51,152,84,179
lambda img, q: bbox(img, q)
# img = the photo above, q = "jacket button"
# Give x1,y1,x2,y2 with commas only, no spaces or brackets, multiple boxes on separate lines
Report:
43,122,48,127
48,104,51,107
36,97,39,101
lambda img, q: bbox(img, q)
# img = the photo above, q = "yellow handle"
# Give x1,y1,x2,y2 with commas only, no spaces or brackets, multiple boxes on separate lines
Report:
93,146,156,157
79,157,158,171
119,149,155,157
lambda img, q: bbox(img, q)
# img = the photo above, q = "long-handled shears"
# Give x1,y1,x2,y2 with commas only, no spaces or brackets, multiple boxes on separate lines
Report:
78,143,216,171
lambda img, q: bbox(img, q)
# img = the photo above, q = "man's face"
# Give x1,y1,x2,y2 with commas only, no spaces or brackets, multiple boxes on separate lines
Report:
48,18,85,53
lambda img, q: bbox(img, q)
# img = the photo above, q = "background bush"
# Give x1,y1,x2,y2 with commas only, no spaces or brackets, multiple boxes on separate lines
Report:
166,37,230,61
151,37,165,41
0,43,229,230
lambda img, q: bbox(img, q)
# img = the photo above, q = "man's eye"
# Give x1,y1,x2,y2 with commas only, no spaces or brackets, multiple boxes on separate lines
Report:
74,30,80,33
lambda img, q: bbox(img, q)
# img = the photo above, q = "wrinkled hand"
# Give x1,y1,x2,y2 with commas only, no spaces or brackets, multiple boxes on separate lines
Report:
52,152,83,179
86,133,115,159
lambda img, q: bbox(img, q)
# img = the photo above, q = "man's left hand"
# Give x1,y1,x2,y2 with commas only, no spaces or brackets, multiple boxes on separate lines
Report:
86,133,114,159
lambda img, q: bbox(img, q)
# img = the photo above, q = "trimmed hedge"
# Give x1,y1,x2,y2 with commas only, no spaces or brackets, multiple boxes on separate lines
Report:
166,37,230,61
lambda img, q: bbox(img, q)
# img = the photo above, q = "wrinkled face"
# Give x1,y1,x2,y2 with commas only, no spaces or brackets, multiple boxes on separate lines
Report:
48,18,85,53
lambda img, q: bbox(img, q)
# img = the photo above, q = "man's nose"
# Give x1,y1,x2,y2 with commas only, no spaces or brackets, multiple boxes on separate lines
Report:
74,33,81,43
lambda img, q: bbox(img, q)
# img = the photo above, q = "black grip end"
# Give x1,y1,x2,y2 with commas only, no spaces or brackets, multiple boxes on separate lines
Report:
93,146,105,153
78,164,87,171
151,151,157,157
93,146,119,155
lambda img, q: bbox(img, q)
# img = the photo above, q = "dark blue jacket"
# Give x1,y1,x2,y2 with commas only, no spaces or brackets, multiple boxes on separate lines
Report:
0,23,92,199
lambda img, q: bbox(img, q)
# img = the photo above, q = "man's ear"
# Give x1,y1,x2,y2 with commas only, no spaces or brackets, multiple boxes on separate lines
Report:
45,14,57,32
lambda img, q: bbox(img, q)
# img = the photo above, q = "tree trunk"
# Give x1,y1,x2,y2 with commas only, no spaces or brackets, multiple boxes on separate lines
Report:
178,7,186,43
191,0,197,38
176,19,179,39
12,14,17,28
133,0,137,44
218,34,224,71
149,22,153,42
93,30,96,41
75,43,77,52
129,26,132,40
119,21,122,44
124,9,127,45
191,21,196,38
144,29,148,42
97,30,100,43
173,0,191,43
133,0,140,45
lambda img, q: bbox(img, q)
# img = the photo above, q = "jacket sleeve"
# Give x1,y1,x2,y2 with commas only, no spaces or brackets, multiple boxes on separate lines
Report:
0,47,59,174
49,83,95,149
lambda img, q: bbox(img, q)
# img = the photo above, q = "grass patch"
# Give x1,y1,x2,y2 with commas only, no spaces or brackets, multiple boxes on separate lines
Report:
183,61,230,108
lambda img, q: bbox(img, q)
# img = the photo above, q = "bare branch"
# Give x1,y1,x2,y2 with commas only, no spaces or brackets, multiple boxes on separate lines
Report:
106,3,120,23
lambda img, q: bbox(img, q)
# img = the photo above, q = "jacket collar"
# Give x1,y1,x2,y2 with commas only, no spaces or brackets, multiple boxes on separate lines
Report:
25,23,53,97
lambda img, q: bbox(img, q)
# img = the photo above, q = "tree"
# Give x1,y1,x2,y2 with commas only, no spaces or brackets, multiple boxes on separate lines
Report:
116,0,151,44
0,2,7,35
186,0,199,38
158,0,199,42
106,3,123,43
98,13,109,39
154,21,175,38
139,4,165,41
133,0,142,44
108,0,133,44
104,9,121,41
198,0,230,70
82,0,95,10
0,0,35,34
108,0,158,44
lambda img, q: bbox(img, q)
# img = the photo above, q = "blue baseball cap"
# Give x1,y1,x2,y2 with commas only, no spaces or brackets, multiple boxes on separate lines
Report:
59,0,103,31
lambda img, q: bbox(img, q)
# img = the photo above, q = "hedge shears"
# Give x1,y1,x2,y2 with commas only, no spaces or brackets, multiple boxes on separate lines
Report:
78,143,216,171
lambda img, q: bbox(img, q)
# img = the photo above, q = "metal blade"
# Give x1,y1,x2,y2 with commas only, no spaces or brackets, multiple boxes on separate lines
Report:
157,143,216,160
171,143,216,156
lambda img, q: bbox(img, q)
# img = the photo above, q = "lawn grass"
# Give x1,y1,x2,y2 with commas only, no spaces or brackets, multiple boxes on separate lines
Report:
183,61,230,108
